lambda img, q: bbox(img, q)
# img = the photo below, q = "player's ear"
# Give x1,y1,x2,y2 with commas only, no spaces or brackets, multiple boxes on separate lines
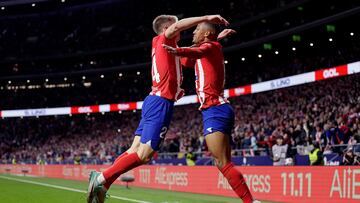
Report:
204,31,210,37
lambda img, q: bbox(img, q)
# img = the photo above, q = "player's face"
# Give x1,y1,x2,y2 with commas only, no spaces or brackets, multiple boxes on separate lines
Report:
192,23,207,44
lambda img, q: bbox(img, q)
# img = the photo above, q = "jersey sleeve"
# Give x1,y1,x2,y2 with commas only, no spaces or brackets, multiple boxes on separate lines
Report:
159,33,176,47
176,43,213,58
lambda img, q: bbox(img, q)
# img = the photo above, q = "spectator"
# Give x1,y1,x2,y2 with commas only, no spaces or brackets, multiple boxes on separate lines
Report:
1,74,360,164
309,143,324,166
343,147,356,165
272,136,289,166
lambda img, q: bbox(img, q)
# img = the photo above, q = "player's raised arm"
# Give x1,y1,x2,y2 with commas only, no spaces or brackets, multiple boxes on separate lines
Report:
165,15,229,39
162,43,212,58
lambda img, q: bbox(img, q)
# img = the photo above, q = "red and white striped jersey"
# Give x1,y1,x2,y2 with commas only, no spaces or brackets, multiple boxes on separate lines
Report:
150,34,184,101
177,41,228,109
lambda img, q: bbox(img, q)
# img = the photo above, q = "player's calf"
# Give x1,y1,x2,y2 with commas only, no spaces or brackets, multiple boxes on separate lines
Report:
220,162,254,203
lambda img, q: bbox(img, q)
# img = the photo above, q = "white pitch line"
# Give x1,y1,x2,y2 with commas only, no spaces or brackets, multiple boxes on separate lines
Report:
0,175,152,203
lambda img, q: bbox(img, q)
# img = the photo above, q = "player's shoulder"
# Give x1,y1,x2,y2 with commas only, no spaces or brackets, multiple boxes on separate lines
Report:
153,34,175,48
199,41,222,52
200,41,221,48
152,34,162,44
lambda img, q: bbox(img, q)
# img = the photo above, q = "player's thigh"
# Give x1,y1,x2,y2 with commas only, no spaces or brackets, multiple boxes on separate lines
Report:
139,96,173,151
131,119,144,153
205,131,231,160
134,116,145,136
140,121,168,151
202,104,235,136
134,95,152,136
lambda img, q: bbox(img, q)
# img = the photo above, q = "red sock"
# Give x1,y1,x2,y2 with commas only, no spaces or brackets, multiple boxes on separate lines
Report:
103,152,129,189
103,153,142,189
220,162,254,203
113,152,128,165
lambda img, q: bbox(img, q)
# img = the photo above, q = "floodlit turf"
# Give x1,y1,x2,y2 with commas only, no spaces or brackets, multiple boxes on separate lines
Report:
0,174,278,203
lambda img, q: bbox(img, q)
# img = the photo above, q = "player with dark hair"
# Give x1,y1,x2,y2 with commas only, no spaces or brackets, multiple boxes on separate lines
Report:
87,15,229,203
163,22,260,203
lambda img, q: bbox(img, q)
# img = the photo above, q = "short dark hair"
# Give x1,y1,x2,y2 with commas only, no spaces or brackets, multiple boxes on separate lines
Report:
152,15,178,35
202,22,221,39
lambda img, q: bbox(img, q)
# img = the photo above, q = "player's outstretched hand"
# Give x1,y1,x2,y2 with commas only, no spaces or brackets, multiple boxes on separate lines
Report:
206,15,229,26
162,44,178,55
217,29,236,41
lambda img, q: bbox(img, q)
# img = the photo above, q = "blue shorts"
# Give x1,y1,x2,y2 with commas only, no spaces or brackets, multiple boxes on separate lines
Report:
135,95,174,151
201,103,235,136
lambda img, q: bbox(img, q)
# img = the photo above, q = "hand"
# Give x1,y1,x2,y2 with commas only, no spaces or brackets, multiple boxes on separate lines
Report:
205,15,229,26
217,29,236,41
162,44,178,54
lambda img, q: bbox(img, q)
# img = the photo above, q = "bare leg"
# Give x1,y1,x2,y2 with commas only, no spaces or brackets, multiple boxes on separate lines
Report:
205,131,254,203
136,142,155,164
205,131,231,169
127,135,141,154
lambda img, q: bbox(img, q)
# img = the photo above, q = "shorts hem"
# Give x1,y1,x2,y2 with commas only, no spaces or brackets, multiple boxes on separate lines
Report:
203,129,231,136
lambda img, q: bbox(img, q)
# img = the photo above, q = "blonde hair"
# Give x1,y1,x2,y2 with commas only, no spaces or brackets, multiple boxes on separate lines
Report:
152,15,178,35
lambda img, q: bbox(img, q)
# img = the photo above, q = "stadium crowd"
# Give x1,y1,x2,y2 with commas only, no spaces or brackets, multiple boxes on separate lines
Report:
1,74,359,165
2,36,360,110
2,13,360,110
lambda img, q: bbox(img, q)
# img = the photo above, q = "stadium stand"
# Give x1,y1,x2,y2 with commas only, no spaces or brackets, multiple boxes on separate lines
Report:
1,74,359,165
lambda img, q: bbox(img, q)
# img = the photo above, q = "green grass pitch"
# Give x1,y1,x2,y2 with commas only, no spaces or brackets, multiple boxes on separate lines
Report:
0,174,278,203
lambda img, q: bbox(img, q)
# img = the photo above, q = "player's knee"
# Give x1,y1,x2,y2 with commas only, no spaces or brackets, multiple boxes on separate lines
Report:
127,145,139,154
136,153,152,164
141,157,152,164
136,145,154,164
